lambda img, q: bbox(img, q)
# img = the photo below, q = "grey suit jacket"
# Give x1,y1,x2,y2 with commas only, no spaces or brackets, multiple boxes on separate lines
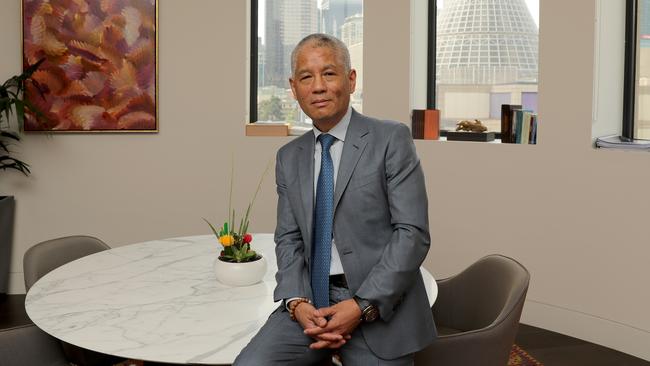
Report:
273,110,436,359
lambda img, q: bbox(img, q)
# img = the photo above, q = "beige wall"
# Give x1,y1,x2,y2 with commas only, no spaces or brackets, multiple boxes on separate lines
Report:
1,0,649,361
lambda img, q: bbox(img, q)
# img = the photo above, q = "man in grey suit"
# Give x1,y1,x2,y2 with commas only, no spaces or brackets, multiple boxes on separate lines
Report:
234,33,435,365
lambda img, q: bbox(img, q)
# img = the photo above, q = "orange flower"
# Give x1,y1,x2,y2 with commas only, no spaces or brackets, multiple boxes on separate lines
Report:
219,235,234,247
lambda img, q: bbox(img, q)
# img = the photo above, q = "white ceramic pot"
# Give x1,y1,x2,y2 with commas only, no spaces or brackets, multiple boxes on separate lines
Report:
214,255,268,287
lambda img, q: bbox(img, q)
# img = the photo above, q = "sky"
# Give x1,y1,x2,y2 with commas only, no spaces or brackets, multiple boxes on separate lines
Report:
258,0,540,43
525,0,540,26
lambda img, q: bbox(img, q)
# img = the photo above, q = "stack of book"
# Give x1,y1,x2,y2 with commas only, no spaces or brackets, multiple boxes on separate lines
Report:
411,109,440,140
501,104,537,144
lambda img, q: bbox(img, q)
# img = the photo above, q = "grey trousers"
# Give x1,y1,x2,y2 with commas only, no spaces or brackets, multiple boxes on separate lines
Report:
233,285,414,366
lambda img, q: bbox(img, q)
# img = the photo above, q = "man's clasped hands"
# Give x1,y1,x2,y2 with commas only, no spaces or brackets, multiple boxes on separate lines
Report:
293,299,363,349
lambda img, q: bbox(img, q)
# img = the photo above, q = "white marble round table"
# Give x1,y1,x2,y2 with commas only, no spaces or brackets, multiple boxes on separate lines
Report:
25,234,437,365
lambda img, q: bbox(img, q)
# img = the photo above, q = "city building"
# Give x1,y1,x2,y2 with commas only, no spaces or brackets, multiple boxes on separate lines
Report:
341,13,363,47
436,0,539,131
320,0,362,39
264,0,319,89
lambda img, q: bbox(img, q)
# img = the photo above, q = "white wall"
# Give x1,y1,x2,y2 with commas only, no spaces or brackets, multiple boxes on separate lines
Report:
1,0,650,361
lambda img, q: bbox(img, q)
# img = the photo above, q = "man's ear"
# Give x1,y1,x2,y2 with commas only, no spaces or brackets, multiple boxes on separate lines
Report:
289,77,297,99
348,69,357,94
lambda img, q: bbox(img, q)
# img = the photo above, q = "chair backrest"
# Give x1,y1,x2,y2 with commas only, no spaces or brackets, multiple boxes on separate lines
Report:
0,324,68,366
415,254,530,366
433,254,530,332
23,235,110,291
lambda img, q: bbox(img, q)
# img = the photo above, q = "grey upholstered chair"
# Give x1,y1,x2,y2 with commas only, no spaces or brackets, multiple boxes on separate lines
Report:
23,235,123,366
415,254,530,366
0,324,69,366
23,235,111,291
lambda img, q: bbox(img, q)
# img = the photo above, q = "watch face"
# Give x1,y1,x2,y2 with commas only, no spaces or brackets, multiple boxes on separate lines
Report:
363,306,379,322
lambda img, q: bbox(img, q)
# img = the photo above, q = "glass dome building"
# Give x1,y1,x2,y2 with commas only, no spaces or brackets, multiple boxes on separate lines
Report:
435,0,539,131
436,0,538,85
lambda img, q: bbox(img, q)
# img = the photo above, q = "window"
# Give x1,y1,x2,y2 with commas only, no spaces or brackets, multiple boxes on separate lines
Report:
624,0,650,139
428,0,539,134
250,0,364,128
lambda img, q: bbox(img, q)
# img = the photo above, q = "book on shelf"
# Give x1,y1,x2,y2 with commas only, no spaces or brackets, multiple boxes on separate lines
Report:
513,110,523,143
501,104,521,143
529,115,538,144
521,111,533,144
511,109,537,144
411,109,440,140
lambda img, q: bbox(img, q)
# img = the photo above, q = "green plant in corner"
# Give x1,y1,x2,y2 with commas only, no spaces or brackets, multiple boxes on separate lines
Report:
0,58,45,176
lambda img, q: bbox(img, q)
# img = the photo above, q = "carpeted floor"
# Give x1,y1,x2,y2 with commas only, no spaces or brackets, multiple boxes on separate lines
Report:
510,344,543,366
117,344,543,365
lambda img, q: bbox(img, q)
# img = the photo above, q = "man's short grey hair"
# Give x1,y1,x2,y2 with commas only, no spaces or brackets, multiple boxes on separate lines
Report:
291,33,351,76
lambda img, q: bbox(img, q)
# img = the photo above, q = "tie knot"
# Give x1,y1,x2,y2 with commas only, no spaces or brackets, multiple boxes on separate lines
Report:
318,134,336,151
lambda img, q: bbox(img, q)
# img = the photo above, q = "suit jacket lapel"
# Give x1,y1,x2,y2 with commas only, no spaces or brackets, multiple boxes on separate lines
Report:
334,111,369,213
297,132,315,257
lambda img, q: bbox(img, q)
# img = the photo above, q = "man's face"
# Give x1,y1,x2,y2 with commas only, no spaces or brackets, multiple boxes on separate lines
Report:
290,45,356,129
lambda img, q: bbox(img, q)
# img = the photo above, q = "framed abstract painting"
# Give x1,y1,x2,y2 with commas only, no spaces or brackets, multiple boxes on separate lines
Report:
22,0,158,132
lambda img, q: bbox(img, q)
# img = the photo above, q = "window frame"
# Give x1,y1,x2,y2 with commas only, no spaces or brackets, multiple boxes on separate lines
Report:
250,0,259,123
426,0,540,139
248,0,364,127
427,0,437,110
623,0,638,140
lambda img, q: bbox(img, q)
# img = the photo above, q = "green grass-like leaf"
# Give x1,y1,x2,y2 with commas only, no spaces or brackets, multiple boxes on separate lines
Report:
203,218,221,238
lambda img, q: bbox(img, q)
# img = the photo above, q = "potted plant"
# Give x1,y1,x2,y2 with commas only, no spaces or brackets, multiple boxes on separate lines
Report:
0,58,45,295
204,160,271,287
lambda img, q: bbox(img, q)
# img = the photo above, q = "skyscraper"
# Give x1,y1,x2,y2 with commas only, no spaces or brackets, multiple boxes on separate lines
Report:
264,0,319,88
341,14,363,47
321,0,363,39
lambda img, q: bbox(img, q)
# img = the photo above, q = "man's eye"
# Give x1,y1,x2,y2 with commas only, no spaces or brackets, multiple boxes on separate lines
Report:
301,75,312,81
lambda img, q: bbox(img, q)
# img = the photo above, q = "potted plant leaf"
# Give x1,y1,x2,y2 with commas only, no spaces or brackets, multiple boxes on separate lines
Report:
204,158,272,287
0,58,45,295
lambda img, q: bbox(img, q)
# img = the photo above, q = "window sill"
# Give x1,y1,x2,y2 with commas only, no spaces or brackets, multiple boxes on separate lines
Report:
245,123,313,137
594,135,650,151
245,123,290,136
415,136,503,143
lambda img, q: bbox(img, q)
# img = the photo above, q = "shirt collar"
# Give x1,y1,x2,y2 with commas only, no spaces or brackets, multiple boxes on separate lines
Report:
312,106,352,143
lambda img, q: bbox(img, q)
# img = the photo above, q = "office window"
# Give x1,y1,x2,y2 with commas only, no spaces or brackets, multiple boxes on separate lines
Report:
430,0,539,133
251,0,364,128
626,0,650,139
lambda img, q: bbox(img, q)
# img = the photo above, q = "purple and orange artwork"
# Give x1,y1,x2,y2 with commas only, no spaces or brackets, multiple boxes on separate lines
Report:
22,0,157,132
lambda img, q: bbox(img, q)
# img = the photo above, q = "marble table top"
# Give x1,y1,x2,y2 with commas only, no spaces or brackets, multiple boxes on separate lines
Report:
25,234,437,365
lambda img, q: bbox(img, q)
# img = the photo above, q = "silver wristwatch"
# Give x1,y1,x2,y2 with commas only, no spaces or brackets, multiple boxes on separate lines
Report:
353,296,379,323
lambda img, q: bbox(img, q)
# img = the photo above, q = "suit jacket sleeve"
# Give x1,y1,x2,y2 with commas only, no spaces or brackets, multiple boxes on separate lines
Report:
273,149,309,303
355,123,431,321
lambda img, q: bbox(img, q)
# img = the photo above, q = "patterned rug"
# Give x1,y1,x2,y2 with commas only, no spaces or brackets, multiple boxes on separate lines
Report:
117,344,542,365
509,344,543,366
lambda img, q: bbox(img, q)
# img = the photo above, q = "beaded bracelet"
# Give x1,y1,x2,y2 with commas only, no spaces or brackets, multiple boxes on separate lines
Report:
288,297,310,321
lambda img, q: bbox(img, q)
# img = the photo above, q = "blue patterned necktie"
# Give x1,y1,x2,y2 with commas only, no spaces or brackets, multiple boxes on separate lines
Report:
312,133,336,309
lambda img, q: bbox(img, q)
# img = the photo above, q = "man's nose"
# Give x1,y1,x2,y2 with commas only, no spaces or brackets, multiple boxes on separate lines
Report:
312,75,326,93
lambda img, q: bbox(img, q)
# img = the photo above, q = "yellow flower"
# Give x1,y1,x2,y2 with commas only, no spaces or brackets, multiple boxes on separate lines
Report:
219,235,234,246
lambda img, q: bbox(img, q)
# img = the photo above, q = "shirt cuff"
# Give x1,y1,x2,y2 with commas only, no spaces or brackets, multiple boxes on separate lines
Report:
285,297,308,310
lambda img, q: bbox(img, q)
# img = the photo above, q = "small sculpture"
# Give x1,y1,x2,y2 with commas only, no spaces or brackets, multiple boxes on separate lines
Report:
455,119,487,133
